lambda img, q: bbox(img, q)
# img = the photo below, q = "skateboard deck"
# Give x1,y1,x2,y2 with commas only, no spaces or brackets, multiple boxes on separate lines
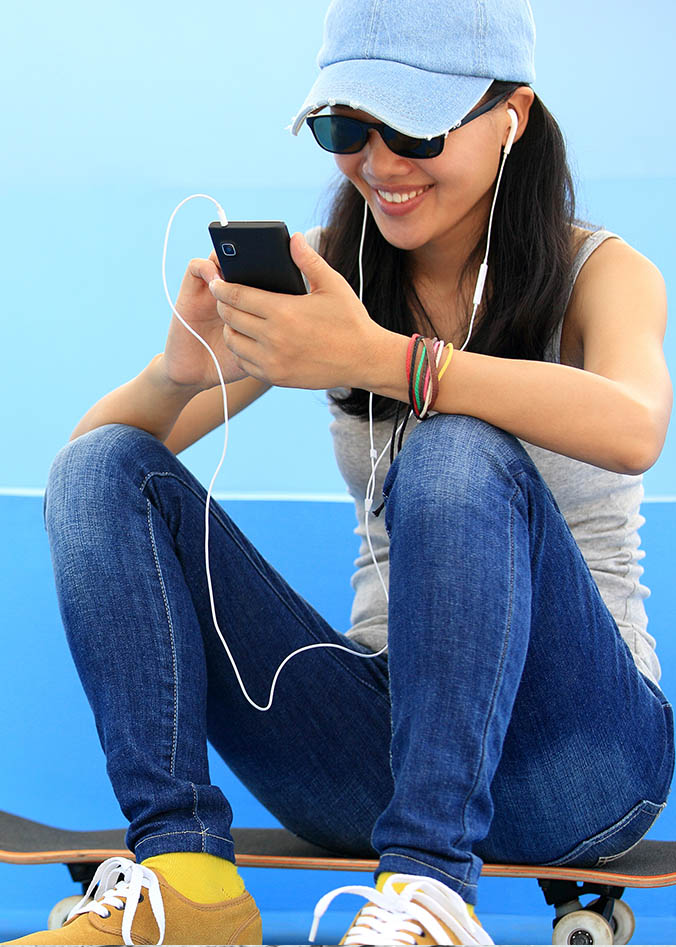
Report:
0,810,674,888
1,810,674,942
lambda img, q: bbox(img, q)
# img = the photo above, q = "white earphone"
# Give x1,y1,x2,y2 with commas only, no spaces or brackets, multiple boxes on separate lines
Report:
505,107,519,155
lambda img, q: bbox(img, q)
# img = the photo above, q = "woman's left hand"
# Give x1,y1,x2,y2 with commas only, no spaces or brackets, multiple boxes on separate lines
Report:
208,232,386,390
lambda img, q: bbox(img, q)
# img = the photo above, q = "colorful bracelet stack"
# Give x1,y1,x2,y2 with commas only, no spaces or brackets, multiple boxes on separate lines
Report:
406,333,454,419
372,334,455,518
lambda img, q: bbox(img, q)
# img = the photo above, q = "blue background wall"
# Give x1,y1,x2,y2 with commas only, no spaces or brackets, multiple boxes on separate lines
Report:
1,0,675,942
1,0,675,494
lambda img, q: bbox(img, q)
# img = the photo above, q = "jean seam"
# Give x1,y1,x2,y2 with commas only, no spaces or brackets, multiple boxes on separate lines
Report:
146,498,179,777
136,830,234,846
140,470,388,703
584,800,663,847
453,484,519,870
379,853,478,891
191,783,209,852
546,799,666,868
595,807,667,865
545,799,666,867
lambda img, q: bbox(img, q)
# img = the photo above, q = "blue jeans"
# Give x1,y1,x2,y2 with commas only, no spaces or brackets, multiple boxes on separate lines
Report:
44,417,674,905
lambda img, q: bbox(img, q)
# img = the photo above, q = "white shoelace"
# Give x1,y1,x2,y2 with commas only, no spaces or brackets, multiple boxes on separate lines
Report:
309,873,495,946
66,856,165,946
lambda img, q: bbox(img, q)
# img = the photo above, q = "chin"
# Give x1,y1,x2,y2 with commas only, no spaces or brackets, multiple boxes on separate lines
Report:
372,221,429,252
383,235,426,252
366,204,439,254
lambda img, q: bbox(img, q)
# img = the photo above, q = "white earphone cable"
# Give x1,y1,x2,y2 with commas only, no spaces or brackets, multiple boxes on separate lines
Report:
362,198,392,611
459,124,513,352
163,122,513,711
359,122,515,572
162,194,386,715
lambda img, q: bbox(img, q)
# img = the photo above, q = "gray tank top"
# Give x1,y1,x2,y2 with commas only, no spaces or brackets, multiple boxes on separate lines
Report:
305,227,660,685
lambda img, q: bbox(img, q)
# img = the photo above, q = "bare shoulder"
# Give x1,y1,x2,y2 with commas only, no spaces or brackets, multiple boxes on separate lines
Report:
575,230,664,285
566,229,667,344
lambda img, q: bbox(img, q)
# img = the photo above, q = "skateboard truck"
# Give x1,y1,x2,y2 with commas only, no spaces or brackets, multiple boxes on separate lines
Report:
538,878,634,945
65,861,99,895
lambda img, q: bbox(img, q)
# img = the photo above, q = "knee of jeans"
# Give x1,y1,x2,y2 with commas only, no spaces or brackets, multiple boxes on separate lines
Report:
44,424,164,529
383,414,530,520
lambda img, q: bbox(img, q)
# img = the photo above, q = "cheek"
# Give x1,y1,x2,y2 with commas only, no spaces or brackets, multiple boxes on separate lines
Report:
429,138,501,198
334,154,363,186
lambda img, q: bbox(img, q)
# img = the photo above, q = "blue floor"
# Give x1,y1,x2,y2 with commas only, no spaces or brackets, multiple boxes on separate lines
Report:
1,494,675,943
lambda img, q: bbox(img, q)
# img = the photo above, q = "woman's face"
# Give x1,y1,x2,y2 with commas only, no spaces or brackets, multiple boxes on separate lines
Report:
330,90,532,263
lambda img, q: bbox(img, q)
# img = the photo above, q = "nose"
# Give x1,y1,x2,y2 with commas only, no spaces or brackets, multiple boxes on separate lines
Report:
361,129,414,178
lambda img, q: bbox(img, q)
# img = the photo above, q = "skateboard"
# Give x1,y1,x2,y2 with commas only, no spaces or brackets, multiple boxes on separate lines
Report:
1,808,674,944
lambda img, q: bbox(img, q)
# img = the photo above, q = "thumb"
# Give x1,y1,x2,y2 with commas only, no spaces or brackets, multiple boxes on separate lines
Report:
290,231,339,293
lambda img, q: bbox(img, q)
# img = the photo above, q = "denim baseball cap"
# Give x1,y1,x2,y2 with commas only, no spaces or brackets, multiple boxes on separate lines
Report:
288,0,536,140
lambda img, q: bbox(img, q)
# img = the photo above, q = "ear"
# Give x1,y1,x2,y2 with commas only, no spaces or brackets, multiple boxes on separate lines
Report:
504,86,536,148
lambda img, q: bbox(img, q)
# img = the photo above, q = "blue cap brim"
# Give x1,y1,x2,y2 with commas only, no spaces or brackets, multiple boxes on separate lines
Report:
288,58,494,139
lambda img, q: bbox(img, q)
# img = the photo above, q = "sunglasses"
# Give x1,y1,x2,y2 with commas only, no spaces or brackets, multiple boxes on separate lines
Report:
306,88,518,159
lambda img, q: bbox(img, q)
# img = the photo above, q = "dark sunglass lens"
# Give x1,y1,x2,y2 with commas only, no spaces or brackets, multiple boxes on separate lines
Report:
384,129,441,159
309,116,366,154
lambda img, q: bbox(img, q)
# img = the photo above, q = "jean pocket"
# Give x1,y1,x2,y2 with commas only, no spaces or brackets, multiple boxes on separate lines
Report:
543,798,667,869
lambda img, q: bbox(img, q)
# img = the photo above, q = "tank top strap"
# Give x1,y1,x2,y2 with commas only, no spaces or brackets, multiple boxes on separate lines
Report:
545,229,623,363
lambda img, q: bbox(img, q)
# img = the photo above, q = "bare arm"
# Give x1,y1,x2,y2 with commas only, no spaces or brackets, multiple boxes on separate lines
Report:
164,376,271,453
70,354,199,443
70,355,270,448
70,252,262,446
364,239,671,475
206,230,670,475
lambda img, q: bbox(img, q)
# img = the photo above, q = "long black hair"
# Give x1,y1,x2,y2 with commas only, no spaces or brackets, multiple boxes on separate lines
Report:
318,81,582,419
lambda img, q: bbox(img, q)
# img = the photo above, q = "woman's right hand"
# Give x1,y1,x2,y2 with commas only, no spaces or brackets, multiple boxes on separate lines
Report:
160,252,249,391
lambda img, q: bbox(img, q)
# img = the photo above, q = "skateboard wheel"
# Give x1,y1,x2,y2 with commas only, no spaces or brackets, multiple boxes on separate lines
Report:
47,895,87,930
609,900,636,945
552,909,614,945
585,896,635,945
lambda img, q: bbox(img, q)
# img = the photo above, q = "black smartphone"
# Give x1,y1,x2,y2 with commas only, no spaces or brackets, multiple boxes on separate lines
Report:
208,220,307,295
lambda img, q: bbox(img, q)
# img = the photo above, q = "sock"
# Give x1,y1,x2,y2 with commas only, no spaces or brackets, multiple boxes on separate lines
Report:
142,852,245,903
376,871,475,917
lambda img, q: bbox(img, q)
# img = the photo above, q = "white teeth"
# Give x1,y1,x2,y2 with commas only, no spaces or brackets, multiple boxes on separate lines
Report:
377,186,429,204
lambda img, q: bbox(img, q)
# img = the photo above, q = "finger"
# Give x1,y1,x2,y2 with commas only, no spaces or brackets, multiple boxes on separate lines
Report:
209,278,293,318
188,257,221,285
208,250,223,276
217,300,264,340
289,231,343,294
232,355,265,381
222,323,263,367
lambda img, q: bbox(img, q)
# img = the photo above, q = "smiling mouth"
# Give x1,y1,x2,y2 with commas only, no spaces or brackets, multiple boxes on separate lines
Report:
375,184,433,204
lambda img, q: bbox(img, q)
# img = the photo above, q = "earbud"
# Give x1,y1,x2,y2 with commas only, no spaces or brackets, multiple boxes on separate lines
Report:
504,108,519,155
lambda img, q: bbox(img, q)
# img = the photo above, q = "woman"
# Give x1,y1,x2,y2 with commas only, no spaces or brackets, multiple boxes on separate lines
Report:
7,0,674,944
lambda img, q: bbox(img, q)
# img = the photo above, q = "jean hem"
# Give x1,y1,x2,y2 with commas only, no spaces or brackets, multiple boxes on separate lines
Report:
377,853,479,906
133,829,236,864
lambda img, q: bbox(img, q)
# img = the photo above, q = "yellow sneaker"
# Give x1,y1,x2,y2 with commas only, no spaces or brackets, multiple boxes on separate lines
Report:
2,856,261,946
310,873,493,946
